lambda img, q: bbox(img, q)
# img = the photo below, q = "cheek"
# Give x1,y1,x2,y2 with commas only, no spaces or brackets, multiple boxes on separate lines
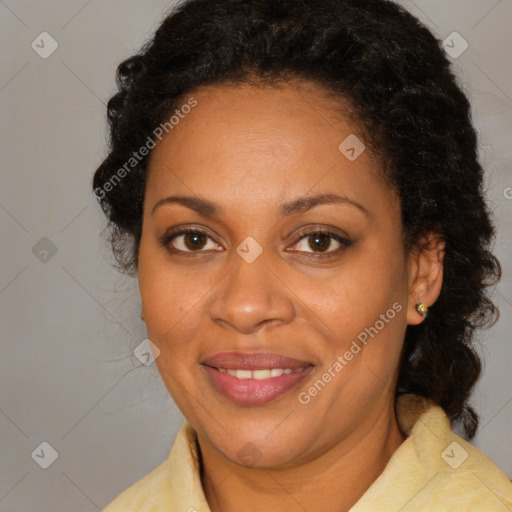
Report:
293,245,407,344
139,259,207,412
138,246,211,338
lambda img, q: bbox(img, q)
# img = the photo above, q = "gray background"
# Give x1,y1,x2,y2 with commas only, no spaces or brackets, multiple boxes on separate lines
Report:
1,1,511,510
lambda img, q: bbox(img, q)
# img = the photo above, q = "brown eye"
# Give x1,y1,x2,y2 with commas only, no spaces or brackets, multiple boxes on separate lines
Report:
308,233,332,252
162,229,222,253
183,232,207,251
289,230,348,255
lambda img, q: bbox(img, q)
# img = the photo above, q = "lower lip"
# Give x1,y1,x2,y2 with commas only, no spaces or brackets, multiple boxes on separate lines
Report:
203,365,313,405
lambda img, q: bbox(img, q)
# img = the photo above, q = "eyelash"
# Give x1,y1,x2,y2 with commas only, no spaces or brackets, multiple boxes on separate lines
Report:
159,226,351,259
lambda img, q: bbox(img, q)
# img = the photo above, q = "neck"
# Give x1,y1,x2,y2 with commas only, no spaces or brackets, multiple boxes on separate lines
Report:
199,401,406,512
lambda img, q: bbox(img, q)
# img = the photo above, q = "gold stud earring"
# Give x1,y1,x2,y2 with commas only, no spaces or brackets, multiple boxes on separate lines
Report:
415,302,428,318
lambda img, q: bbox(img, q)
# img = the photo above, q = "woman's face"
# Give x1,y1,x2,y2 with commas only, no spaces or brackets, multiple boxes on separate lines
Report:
138,81,417,468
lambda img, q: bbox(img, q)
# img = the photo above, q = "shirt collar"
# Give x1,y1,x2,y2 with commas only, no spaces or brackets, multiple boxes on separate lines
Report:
166,393,440,511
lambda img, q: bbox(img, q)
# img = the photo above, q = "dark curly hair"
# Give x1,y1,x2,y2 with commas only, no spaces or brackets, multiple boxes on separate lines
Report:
92,0,501,438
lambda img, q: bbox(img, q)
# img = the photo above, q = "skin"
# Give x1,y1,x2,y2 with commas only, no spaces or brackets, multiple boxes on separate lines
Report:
137,80,445,512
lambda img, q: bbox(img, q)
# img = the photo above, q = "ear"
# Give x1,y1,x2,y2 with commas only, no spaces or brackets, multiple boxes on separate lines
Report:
406,233,445,325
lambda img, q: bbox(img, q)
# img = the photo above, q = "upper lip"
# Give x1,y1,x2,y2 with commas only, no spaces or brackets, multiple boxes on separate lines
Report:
202,352,312,370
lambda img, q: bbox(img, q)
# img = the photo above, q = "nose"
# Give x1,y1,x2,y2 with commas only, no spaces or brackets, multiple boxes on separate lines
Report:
207,251,296,335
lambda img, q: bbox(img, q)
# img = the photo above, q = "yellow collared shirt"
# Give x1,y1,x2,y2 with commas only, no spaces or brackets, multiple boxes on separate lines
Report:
103,394,512,511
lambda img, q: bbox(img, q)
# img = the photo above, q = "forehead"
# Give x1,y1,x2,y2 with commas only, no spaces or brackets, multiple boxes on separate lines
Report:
145,81,396,220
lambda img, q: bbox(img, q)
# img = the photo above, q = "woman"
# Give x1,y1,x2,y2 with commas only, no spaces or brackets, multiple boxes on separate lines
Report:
93,0,512,510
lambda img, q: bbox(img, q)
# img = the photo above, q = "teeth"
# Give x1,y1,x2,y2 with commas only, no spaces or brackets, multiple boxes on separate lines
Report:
236,369,252,379
253,369,272,380
218,368,303,380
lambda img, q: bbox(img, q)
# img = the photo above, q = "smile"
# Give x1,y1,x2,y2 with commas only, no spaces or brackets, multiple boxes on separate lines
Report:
217,367,305,379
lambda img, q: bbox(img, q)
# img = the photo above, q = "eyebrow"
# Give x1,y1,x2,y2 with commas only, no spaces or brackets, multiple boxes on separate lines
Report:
151,193,369,218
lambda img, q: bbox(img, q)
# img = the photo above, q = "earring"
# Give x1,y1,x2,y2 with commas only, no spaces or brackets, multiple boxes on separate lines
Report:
140,311,145,322
415,302,428,318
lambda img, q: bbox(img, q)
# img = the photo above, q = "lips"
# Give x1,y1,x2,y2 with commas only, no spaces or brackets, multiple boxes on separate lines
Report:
202,351,310,370
202,352,314,405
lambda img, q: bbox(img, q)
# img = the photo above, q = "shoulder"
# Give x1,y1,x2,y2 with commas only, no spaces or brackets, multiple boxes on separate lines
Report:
102,423,204,512
351,394,512,511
